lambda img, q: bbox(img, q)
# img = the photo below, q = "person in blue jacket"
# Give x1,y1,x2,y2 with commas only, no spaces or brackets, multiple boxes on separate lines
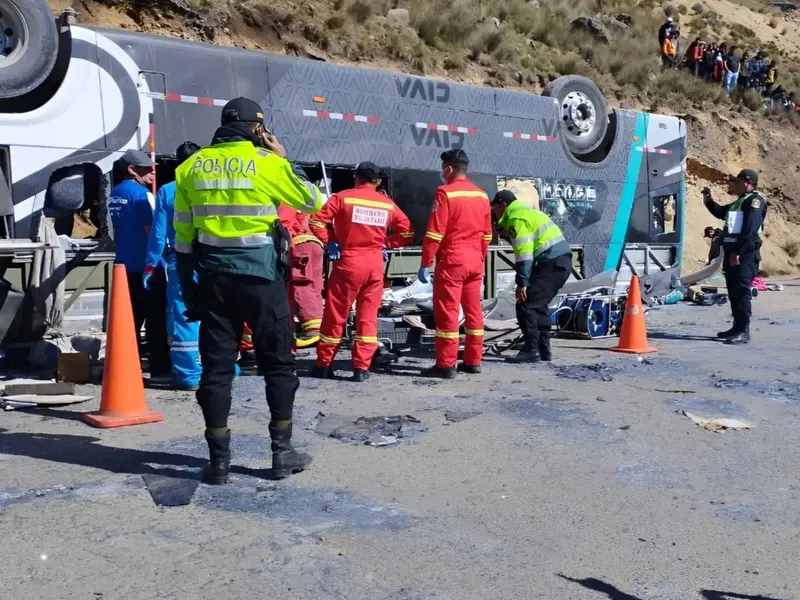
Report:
143,142,203,390
109,149,171,378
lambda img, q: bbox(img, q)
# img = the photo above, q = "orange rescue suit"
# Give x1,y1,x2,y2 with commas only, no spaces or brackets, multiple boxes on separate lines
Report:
420,178,493,369
310,185,414,371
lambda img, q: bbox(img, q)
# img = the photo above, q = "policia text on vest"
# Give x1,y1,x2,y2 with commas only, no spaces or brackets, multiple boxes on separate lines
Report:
173,96,324,485
702,168,767,346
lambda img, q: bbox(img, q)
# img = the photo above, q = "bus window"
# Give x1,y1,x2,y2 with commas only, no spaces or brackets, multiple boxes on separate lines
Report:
652,194,676,237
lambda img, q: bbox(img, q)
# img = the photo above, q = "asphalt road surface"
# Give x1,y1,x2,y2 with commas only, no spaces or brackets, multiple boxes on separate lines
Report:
2,283,799,600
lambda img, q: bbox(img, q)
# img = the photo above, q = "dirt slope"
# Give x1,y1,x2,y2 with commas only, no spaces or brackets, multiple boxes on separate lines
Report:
48,0,800,274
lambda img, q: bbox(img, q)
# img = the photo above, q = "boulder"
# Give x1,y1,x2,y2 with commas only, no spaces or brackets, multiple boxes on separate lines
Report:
570,16,612,43
387,8,410,27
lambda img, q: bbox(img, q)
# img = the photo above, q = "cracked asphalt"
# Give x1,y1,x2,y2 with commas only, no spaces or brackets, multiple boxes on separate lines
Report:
2,282,799,599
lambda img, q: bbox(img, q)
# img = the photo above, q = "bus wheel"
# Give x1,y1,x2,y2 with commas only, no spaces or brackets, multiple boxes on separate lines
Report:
543,75,609,159
0,0,59,99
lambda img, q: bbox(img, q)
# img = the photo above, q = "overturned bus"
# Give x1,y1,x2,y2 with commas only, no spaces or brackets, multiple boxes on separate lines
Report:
0,4,686,343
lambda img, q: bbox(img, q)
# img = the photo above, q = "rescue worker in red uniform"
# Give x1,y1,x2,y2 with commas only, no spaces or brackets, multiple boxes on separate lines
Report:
418,149,493,379
309,162,414,382
278,204,325,347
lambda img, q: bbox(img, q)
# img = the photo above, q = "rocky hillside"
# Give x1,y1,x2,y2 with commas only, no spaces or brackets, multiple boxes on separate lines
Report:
50,0,800,275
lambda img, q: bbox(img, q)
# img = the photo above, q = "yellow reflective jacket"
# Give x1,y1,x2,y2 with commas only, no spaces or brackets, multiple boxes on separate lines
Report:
174,141,322,278
497,200,569,286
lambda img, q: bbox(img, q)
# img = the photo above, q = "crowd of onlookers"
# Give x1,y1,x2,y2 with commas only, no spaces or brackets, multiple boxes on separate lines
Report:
657,16,798,112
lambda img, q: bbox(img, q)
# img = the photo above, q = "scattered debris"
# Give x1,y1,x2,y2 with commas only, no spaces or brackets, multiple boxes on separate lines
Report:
444,410,481,423
551,362,620,382
0,379,76,396
142,473,201,507
680,411,753,433
314,413,427,446
2,394,92,411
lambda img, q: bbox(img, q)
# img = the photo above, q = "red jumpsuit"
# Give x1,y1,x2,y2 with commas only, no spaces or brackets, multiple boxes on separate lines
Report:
420,179,493,369
278,204,325,342
310,185,414,371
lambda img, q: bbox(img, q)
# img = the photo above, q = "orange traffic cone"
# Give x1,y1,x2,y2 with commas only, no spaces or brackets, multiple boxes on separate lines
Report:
83,265,164,428
611,275,657,354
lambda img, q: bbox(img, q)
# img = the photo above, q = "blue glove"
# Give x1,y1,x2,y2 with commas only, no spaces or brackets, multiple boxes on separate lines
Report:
327,241,341,260
417,267,430,284
382,248,389,263
142,270,153,291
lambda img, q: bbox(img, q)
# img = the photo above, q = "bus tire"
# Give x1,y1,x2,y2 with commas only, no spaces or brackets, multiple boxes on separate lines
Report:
0,0,59,99
543,75,609,159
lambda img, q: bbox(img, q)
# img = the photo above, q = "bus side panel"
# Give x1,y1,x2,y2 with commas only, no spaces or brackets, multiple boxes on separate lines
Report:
105,31,270,155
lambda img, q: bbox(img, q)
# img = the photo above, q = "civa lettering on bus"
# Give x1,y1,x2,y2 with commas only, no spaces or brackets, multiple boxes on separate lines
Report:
192,157,257,175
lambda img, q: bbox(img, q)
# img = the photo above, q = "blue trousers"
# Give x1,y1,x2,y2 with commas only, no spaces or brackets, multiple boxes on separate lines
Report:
166,254,202,386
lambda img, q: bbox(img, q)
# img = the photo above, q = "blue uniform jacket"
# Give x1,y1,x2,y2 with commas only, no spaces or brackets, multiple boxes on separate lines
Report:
145,182,177,270
109,179,157,273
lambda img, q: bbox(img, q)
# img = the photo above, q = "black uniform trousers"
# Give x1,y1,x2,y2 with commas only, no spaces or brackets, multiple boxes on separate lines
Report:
516,254,572,350
127,268,171,376
724,251,758,334
196,271,298,429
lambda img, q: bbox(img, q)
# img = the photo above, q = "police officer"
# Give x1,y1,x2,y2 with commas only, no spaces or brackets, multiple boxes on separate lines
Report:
702,169,767,345
174,97,324,484
491,190,571,363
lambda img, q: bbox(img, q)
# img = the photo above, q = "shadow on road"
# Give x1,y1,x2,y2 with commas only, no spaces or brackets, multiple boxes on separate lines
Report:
701,591,789,600
557,574,644,600
0,426,277,481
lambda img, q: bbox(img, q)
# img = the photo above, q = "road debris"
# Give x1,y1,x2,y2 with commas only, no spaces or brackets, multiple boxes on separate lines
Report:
680,411,753,433
551,362,620,382
314,413,427,446
2,394,92,411
444,410,481,423
142,473,200,507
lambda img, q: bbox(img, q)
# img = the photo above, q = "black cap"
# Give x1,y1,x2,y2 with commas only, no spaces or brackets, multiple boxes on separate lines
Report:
491,190,517,205
120,149,154,168
220,97,264,125
736,168,759,187
355,161,381,181
440,149,469,168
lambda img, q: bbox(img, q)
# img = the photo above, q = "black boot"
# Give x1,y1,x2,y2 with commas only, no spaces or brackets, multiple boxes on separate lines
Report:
421,365,457,379
203,429,231,485
507,347,541,363
457,363,481,374
724,331,750,345
352,369,371,382
538,331,552,362
717,327,738,339
310,365,334,379
270,422,312,479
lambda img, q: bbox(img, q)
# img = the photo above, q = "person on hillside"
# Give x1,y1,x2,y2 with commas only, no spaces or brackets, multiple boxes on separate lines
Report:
658,16,675,48
713,43,727,82
765,60,778,94
722,46,740,93
661,32,678,69
686,38,704,77
703,43,717,81
738,52,752,91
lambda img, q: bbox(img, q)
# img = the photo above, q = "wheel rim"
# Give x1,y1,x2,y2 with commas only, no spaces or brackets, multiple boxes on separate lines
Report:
560,91,597,138
0,0,28,69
